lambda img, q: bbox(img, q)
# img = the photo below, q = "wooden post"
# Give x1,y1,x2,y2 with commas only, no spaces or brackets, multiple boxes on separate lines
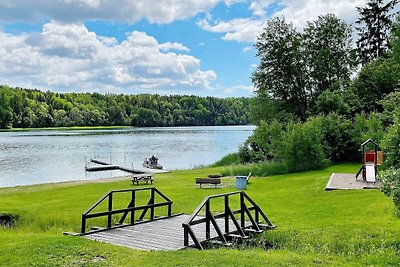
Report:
131,190,136,224
224,195,229,233
206,201,210,239
240,192,245,228
150,188,155,220
81,215,86,234
255,207,259,224
183,225,189,246
108,192,113,228
168,203,172,217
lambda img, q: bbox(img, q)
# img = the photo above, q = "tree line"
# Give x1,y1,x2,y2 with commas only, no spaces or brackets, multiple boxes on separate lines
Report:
232,0,399,213
0,86,251,129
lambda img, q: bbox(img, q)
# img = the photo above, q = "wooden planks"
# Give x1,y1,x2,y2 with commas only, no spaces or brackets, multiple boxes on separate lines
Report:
84,214,251,251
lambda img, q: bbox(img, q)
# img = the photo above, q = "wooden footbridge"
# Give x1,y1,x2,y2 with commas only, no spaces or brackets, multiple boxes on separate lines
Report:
67,188,276,251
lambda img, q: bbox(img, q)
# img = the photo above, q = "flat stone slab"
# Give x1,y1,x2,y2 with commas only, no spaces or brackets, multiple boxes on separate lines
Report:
325,173,381,191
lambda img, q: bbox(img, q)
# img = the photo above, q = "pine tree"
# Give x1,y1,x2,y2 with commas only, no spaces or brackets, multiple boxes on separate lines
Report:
356,0,399,65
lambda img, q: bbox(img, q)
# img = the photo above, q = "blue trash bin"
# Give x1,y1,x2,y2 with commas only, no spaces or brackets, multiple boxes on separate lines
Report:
236,176,247,190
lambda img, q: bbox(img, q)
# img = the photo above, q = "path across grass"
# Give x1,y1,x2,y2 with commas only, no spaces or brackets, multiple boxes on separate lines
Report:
0,163,399,266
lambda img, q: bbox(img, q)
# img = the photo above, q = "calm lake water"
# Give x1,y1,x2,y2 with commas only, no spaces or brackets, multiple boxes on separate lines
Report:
0,126,255,187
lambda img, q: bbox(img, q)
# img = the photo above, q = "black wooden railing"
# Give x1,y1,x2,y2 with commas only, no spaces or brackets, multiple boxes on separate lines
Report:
81,187,172,234
182,191,275,250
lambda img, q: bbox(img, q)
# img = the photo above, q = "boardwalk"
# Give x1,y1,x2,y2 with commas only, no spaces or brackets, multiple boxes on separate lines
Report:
84,214,250,251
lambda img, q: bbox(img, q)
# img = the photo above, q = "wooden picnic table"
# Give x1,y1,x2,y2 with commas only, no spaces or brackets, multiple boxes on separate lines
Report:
132,174,153,185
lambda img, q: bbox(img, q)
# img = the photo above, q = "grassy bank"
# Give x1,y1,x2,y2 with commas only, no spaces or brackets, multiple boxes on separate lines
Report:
0,164,399,266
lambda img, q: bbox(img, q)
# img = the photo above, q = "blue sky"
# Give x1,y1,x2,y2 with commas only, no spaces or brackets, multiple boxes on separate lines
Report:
0,0,383,97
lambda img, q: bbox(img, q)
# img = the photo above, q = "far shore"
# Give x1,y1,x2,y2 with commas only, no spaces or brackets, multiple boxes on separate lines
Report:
0,124,254,132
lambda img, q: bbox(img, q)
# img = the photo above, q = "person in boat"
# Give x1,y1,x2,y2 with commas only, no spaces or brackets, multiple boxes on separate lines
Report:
149,155,158,165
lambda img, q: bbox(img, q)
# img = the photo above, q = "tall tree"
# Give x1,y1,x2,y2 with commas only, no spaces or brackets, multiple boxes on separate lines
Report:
356,0,399,65
303,14,357,104
252,17,308,121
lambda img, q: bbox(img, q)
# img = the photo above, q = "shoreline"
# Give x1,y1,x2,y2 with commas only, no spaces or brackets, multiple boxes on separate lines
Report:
0,124,254,132
0,175,133,189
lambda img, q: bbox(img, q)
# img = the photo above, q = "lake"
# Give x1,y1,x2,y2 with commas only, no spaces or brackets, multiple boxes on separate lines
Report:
0,126,255,187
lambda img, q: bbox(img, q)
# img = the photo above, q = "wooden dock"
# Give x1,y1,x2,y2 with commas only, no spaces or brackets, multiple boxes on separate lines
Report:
84,214,251,251
85,159,169,174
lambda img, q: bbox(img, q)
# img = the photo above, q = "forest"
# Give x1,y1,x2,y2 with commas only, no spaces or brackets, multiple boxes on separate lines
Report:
217,0,400,213
0,86,250,128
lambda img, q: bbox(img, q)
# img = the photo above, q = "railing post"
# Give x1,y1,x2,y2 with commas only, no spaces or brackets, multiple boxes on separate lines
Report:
150,188,155,220
206,200,210,239
108,192,113,228
131,190,136,225
183,225,189,246
224,195,229,233
255,208,259,224
81,214,86,234
240,192,245,228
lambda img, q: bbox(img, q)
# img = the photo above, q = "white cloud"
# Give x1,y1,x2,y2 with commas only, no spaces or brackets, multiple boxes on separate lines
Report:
198,0,400,43
249,0,274,17
275,0,368,29
0,22,216,93
0,0,243,24
197,17,266,42
223,84,254,95
159,42,190,52
242,46,252,52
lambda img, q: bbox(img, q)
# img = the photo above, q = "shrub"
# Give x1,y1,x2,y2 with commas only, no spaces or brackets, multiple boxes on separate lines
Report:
353,113,385,147
316,90,350,116
221,161,289,177
211,153,240,167
311,114,357,162
281,120,329,172
381,119,400,169
379,168,400,215
238,141,255,163
248,120,284,161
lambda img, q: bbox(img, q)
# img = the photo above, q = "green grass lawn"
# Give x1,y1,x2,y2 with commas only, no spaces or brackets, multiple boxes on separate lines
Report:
0,163,399,266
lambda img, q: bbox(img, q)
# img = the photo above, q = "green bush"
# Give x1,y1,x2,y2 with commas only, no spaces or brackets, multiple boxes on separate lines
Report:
221,161,289,177
281,120,329,172
379,168,400,215
211,153,240,167
353,113,385,147
248,120,284,160
238,141,255,163
316,91,350,116
311,114,357,162
382,119,400,169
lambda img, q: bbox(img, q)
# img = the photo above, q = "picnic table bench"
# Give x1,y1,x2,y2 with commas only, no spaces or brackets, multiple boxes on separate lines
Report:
132,174,153,185
195,177,221,188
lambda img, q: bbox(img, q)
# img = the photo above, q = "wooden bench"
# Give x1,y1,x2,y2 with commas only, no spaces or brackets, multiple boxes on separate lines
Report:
208,174,222,178
195,178,221,188
132,174,153,185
